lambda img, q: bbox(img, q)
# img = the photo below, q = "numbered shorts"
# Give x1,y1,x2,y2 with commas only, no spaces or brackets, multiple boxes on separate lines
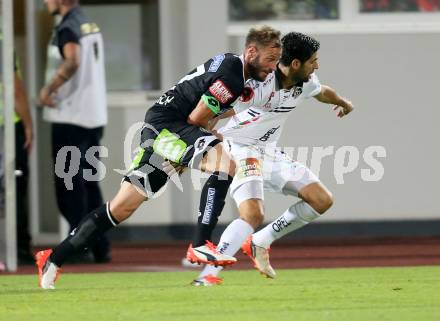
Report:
122,105,221,197
227,141,321,203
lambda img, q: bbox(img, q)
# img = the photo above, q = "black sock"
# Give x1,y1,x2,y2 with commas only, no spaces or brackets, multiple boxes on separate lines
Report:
193,172,233,247
50,202,119,266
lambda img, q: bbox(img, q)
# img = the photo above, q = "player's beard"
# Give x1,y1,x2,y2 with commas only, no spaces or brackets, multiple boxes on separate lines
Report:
292,66,310,84
247,56,269,82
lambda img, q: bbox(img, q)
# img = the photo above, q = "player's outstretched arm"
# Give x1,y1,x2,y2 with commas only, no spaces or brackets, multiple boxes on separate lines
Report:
187,98,219,129
314,85,354,118
207,109,236,131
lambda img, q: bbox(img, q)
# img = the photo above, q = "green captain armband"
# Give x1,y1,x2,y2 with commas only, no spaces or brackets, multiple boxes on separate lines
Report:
202,94,221,115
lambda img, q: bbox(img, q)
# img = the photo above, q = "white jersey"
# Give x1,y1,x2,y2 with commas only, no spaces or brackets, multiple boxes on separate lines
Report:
43,7,107,128
220,71,321,146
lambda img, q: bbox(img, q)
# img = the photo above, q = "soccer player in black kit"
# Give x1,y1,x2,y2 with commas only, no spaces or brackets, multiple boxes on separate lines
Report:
35,22,281,289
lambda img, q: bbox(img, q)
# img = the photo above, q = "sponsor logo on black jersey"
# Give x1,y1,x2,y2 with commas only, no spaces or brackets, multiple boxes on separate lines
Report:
209,80,233,104
208,54,225,72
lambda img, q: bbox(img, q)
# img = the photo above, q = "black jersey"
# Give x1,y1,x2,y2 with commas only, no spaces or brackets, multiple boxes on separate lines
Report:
53,7,92,57
155,53,246,120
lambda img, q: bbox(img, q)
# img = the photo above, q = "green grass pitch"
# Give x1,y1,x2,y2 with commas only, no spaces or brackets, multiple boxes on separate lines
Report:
1,266,439,321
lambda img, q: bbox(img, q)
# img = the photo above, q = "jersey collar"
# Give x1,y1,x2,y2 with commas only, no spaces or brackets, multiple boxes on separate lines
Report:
59,6,80,25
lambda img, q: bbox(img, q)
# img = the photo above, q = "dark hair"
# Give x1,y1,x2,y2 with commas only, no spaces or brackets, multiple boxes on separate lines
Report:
245,25,281,49
280,32,320,65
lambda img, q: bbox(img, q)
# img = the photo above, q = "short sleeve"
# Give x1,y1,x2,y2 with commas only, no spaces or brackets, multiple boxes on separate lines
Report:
305,73,322,98
202,57,245,115
57,27,80,57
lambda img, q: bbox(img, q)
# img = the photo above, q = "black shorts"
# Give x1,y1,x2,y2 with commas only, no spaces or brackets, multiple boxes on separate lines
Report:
123,104,221,197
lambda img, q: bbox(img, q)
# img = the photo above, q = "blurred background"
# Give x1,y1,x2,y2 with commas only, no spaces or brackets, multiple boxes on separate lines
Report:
1,0,440,269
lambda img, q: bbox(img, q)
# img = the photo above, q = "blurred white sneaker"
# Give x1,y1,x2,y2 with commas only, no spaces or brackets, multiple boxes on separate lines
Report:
186,241,237,267
35,249,61,290
181,257,203,269
242,235,276,279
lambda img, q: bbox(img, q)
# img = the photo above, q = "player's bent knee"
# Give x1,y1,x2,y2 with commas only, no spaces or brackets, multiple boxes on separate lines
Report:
109,203,136,222
240,207,264,228
218,158,236,177
238,198,265,229
110,196,143,222
109,182,147,222
319,191,334,213
300,183,334,214
307,190,333,214
240,212,264,228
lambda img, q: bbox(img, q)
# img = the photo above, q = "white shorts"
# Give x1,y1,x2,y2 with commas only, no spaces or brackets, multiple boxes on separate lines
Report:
227,141,320,201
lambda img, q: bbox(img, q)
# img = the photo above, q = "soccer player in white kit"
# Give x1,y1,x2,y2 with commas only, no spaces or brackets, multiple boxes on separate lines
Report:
192,32,354,286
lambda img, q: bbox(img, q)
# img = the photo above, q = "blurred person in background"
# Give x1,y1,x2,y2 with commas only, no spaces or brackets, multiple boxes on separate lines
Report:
38,0,110,263
0,44,34,265
13,53,34,265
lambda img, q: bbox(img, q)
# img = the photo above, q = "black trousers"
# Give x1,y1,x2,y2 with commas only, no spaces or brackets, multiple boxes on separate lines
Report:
15,121,31,254
51,123,110,259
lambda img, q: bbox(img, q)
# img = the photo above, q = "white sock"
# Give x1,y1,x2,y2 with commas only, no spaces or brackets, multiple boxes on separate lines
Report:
198,218,254,278
252,201,320,249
